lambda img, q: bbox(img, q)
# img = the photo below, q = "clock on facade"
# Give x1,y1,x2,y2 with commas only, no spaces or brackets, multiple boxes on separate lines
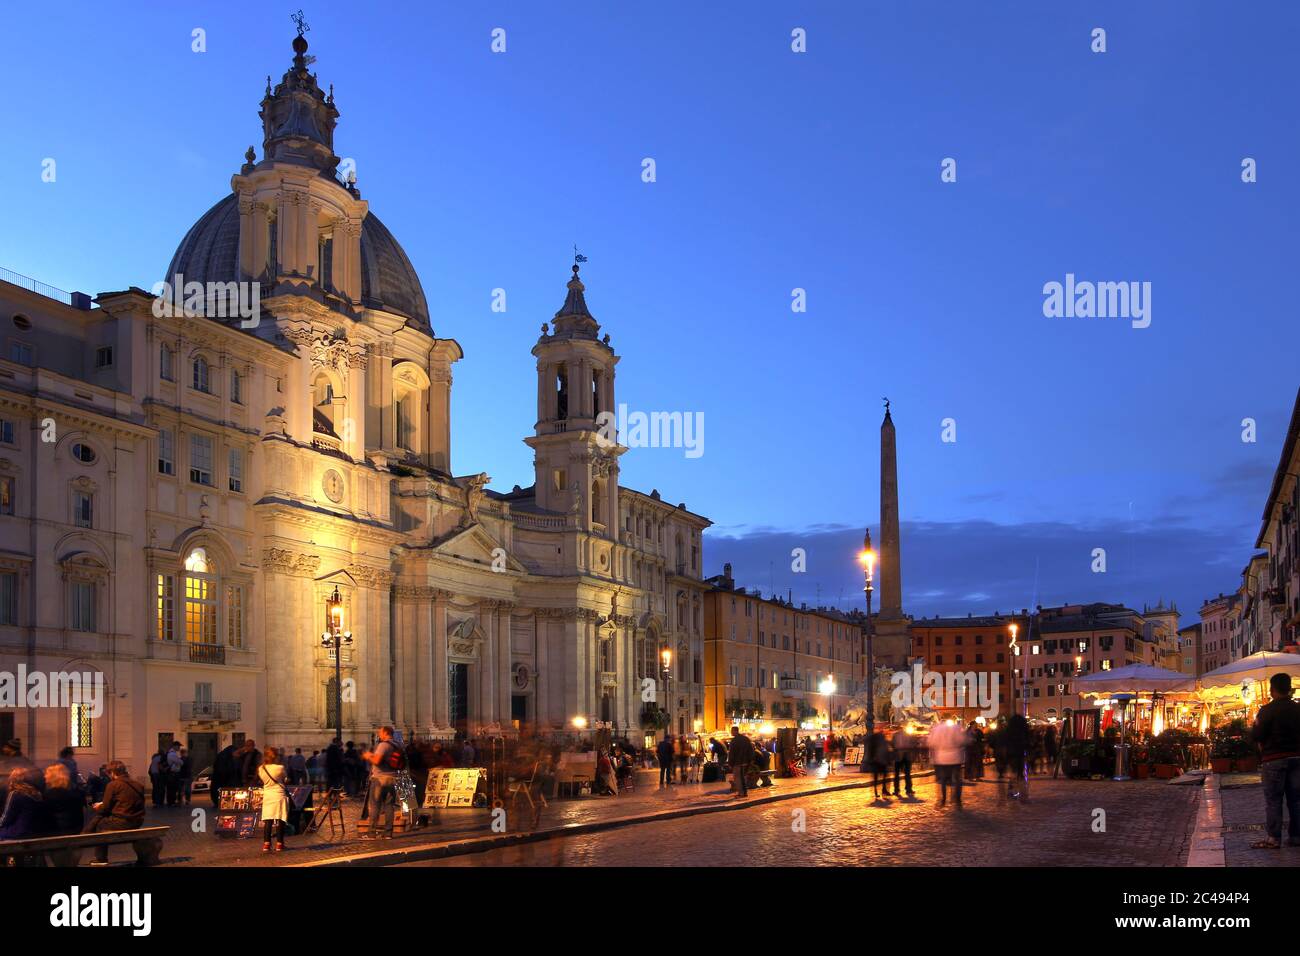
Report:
322,469,345,503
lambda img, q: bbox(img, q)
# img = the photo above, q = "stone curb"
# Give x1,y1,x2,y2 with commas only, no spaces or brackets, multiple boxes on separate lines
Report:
1185,773,1225,868
293,767,939,868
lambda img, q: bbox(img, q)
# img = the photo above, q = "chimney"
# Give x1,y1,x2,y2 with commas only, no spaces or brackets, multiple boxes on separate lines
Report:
70,291,92,310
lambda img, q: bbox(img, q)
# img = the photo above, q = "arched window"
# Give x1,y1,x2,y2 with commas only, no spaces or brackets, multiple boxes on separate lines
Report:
192,356,210,393
591,480,602,523
313,373,337,436
392,362,430,454
184,548,217,647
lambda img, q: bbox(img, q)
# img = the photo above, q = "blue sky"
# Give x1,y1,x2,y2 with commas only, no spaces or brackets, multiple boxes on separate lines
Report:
3,2,1296,622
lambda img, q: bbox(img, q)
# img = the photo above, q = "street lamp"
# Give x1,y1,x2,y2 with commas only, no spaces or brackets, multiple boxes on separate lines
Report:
820,676,837,775
858,530,877,734
320,585,353,748
661,647,674,739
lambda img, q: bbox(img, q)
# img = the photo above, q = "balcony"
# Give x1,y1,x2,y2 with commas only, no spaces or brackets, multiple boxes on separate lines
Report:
188,643,226,665
180,701,241,722
779,678,805,699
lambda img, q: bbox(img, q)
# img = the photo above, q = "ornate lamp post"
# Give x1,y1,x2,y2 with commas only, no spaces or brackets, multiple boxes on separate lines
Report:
320,585,353,747
858,530,877,734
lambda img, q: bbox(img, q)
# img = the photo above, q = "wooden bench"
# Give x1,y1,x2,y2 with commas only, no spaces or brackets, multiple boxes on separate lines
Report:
0,826,170,867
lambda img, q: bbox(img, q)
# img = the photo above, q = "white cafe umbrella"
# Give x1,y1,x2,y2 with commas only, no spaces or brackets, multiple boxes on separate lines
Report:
1199,651,1300,690
1075,663,1195,696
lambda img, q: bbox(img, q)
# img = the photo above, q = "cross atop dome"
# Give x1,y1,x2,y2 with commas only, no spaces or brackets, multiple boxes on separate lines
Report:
258,15,341,177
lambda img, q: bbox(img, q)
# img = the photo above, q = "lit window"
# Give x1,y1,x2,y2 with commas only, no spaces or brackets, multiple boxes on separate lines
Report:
69,703,94,748
185,555,217,646
156,573,174,641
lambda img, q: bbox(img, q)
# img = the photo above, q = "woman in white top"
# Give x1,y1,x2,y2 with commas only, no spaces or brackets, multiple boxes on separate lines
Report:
258,746,289,852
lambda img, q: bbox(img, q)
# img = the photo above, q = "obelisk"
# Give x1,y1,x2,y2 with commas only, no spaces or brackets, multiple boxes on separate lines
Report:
879,400,903,620
874,399,910,667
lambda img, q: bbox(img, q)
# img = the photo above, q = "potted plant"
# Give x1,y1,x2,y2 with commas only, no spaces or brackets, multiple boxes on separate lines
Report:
1149,735,1183,779
1132,744,1151,779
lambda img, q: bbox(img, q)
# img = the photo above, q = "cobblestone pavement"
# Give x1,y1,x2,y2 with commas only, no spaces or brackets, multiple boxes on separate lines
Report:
1219,776,1300,868
119,765,898,866
412,774,1199,868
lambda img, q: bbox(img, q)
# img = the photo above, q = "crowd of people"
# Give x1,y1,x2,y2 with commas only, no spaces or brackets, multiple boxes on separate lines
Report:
0,741,146,865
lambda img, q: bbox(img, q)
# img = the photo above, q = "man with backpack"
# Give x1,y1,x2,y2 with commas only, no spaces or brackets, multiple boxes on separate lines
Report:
362,726,404,839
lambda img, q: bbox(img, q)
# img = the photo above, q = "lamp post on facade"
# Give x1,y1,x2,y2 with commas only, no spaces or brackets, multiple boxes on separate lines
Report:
661,646,674,739
320,585,353,747
858,530,877,734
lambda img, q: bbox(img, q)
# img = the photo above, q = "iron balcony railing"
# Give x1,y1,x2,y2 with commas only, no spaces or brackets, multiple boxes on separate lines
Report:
180,701,241,722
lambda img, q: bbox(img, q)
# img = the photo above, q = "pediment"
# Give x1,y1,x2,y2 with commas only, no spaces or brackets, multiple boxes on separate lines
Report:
430,524,527,573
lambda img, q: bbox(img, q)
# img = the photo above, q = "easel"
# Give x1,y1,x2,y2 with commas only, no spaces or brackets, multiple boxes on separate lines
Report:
306,787,345,838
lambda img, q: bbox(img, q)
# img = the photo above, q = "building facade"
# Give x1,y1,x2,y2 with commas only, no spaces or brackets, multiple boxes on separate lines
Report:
702,564,864,733
1255,387,1300,653
0,32,709,774
907,613,1024,722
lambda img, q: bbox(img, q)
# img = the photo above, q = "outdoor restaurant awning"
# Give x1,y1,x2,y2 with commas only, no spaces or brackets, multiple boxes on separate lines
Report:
1199,650,1300,689
1074,663,1195,697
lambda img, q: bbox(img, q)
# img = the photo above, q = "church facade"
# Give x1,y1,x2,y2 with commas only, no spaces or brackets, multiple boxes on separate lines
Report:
0,33,709,775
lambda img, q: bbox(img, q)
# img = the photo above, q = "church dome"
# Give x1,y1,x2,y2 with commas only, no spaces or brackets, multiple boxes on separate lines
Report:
164,193,432,331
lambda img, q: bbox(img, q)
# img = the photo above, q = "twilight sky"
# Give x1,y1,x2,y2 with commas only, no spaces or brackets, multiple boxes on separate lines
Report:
2,2,1296,622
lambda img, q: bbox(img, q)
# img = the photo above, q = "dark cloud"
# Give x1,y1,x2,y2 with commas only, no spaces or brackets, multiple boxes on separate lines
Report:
704,517,1253,622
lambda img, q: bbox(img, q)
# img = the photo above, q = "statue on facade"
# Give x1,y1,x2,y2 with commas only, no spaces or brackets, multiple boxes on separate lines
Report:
458,472,490,528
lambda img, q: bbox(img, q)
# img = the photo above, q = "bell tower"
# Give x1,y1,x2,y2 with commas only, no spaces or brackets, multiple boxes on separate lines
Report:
525,260,622,531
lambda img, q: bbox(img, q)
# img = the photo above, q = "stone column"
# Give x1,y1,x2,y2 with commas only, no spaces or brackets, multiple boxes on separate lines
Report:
880,405,904,620
415,589,433,735
477,602,495,728
497,603,513,728
432,591,450,730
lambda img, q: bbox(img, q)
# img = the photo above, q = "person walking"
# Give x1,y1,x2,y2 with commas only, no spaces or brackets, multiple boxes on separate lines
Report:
83,761,145,866
258,746,290,852
824,730,837,776
177,748,193,805
866,729,891,799
1251,672,1300,850
1004,713,1030,801
288,748,308,785
676,736,692,784
147,747,166,807
165,742,184,805
891,726,915,797
965,722,985,781
929,719,967,809
362,726,403,839
656,734,676,786
727,726,755,798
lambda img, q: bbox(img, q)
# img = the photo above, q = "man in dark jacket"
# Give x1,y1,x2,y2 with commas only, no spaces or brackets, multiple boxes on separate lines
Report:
83,760,146,865
728,727,755,798
325,738,344,791
211,742,237,807
656,735,676,786
1251,672,1300,849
